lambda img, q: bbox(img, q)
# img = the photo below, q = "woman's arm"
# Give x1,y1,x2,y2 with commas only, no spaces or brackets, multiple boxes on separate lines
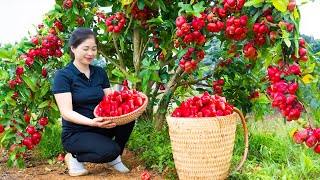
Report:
54,92,116,128
54,92,94,126
103,87,112,96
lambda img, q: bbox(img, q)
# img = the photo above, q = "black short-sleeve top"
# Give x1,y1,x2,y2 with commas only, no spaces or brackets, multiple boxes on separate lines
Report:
52,62,110,135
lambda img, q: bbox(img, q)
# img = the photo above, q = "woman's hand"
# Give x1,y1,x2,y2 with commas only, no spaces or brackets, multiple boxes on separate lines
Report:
92,117,117,128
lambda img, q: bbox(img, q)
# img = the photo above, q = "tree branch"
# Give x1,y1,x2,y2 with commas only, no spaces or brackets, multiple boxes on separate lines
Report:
178,71,215,86
112,34,124,69
163,54,178,66
140,38,151,59
98,50,129,77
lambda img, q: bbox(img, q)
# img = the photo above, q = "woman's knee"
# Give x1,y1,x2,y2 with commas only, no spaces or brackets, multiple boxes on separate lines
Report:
100,143,121,162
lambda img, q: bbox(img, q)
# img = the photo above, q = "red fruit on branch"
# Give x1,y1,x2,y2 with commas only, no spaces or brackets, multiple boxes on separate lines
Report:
26,126,36,135
16,67,24,76
63,0,73,9
299,38,306,47
289,65,301,75
293,132,304,144
31,132,42,145
266,15,273,22
122,80,128,86
287,2,296,12
313,128,320,139
288,83,298,94
42,68,48,78
0,124,4,133
22,138,33,147
305,134,318,148
314,144,320,154
298,47,307,57
39,117,49,126
24,114,31,124
77,17,84,25
25,57,34,66
160,84,165,91
175,16,186,27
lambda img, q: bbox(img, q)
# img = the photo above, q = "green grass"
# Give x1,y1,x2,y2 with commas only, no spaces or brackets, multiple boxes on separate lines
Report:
229,113,320,179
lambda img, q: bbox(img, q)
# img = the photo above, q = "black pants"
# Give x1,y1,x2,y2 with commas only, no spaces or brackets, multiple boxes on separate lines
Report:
62,120,135,163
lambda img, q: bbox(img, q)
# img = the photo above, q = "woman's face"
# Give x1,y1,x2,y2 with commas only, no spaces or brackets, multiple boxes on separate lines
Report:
71,37,97,65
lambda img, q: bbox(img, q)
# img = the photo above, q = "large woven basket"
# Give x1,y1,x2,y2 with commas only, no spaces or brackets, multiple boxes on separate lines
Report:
93,92,148,126
167,107,248,180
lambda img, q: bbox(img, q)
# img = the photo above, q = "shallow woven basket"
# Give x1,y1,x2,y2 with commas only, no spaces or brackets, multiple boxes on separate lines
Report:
94,92,148,125
166,107,248,180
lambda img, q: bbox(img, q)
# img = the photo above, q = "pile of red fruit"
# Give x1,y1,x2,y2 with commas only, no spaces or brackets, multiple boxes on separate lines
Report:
105,12,127,33
179,48,205,74
126,2,158,25
253,21,269,46
293,128,320,153
212,79,225,95
291,38,308,62
267,64,302,121
171,91,234,117
222,0,246,13
243,42,258,60
225,15,248,41
95,87,147,117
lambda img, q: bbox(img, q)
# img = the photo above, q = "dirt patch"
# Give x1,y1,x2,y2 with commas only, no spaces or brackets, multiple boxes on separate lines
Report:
0,149,166,180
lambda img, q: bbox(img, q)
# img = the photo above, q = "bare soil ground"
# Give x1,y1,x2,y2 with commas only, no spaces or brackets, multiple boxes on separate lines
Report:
0,148,166,180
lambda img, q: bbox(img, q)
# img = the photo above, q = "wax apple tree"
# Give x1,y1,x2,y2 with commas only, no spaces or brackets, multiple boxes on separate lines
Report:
0,0,319,167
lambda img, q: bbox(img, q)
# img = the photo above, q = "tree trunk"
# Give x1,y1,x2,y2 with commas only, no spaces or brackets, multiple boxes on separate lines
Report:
133,25,141,89
154,68,184,130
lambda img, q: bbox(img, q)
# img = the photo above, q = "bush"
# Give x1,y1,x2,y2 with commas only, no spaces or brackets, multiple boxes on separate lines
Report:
33,123,65,159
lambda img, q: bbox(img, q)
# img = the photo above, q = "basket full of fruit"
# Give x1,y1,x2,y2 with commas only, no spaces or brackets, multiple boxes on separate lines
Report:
94,86,148,125
166,92,248,180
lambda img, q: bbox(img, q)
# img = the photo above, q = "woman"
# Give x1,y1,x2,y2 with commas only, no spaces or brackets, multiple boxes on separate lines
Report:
52,28,134,176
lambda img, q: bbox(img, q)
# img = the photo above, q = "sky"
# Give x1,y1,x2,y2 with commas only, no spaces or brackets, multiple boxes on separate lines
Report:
0,0,319,44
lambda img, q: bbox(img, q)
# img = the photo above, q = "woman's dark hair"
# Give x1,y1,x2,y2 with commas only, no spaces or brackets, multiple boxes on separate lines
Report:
69,28,99,61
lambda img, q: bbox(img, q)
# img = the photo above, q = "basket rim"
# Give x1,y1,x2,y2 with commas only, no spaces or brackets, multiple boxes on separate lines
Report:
94,92,148,120
166,111,237,120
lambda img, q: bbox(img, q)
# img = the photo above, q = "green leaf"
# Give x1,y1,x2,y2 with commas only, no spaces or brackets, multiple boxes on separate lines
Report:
73,5,79,15
271,0,288,12
147,17,164,23
40,82,49,97
38,100,51,108
127,75,141,83
0,50,11,59
51,103,59,111
111,69,125,77
138,0,145,10
284,75,296,81
178,2,192,15
0,70,9,80
284,38,291,47
177,48,188,59
142,71,151,93
156,0,167,12
54,3,62,11
244,0,264,7
21,75,36,92
192,1,205,13
150,72,161,82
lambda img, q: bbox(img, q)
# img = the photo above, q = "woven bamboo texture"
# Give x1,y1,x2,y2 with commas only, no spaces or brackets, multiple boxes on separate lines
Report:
167,113,238,180
94,93,148,125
